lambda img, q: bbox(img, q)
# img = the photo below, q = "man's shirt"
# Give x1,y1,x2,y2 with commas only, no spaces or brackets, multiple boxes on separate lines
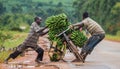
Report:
82,17,105,35
23,22,42,46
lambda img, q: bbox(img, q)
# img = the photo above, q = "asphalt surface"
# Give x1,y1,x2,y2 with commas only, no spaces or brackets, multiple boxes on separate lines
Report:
67,40,120,69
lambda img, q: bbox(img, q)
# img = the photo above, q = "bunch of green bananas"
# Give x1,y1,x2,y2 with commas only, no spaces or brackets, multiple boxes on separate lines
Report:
70,30,87,48
46,13,69,29
45,13,70,40
48,37,66,61
45,13,69,61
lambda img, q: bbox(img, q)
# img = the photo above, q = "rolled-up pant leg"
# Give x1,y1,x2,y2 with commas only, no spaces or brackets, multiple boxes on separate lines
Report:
9,51,22,59
9,44,27,59
82,34,105,54
31,45,44,61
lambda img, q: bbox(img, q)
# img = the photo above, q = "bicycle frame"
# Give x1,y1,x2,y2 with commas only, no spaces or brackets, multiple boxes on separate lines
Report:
57,28,84,62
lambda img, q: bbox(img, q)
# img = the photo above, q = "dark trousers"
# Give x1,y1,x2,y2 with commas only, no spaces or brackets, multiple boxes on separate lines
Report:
9,45,44,61
82,34,105,54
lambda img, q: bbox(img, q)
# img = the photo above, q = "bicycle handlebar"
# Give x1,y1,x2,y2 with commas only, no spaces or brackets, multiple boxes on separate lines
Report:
57,27,70,37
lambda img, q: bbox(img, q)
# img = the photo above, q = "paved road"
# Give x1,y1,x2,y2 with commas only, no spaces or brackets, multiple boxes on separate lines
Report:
67,40,120,69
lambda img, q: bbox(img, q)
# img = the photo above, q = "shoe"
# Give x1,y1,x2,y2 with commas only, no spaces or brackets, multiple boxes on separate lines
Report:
35,59,46,64
82,53,88,63
72,59,82,62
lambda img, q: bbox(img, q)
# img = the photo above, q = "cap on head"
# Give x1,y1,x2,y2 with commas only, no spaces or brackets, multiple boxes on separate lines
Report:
34,16,42,21
83,12,89,19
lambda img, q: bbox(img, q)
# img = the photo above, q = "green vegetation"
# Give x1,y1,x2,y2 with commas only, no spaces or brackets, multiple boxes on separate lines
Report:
73,0,120,35
4,31,27,49
106,35,120,42
1,31,27,49
0,0,75,31
0,0,120,35
0,31,12,47
0,31,27,63
0,13,33,31
46,13,87,61
46,13,70,40
70,30,87,48
0,51,12,63
46,13,69,61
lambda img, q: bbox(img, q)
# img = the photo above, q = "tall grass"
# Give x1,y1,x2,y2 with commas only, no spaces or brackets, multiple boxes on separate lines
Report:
0,51,12,63
0,31,27,63
4,31,27,49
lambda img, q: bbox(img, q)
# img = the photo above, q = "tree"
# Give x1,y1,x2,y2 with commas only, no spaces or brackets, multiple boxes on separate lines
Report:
110,2,120,34
57,2,63,7
0,2,6,15
11,4,22,13
111,2,120,23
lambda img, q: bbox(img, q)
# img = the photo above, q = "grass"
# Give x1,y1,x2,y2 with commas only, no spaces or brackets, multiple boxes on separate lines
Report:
4,31,27,49
0,51,12,63
105,34,120,42
0,31,27,63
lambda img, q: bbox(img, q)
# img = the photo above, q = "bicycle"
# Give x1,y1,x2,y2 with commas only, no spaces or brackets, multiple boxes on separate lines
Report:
56,28,84,62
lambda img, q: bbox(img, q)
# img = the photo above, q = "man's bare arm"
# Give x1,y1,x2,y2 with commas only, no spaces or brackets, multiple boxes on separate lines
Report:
37,26,48,33
39,30,49,36
72,22,84,27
